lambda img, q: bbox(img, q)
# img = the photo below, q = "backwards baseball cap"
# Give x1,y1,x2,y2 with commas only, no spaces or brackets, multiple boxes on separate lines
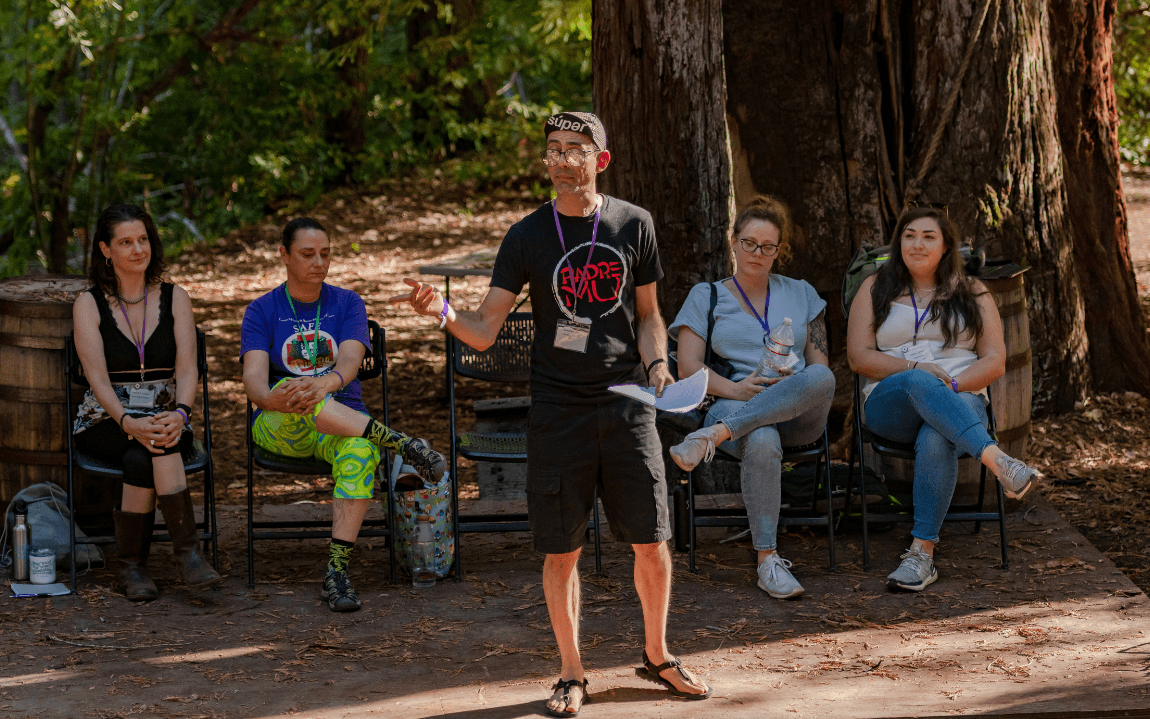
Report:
543,111,607,150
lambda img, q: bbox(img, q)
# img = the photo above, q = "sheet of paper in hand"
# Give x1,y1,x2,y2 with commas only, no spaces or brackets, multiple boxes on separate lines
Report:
608,367,708,413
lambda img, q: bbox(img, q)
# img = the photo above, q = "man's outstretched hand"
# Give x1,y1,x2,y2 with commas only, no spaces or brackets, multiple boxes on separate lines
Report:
387,278,445,318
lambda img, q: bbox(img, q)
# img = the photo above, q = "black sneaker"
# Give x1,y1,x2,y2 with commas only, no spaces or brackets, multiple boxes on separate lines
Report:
320,570,361,612
401,438,447,485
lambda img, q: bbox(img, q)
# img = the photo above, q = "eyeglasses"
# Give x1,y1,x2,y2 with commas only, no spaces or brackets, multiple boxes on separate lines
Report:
540,148,598,167
906,200,949,218
736,238,780,257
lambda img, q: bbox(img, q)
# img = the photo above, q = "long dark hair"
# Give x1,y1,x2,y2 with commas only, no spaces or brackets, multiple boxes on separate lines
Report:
870,207,984,347
731,194,794,269
89,204,165,298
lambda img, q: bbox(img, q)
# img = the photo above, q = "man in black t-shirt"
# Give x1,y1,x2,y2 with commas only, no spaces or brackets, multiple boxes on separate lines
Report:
392,112,711,713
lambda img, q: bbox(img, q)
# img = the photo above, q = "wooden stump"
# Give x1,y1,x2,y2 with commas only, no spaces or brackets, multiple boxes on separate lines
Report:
0,275,109,513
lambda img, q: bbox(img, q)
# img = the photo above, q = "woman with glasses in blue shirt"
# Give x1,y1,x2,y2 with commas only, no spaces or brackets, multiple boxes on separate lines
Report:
667,195,835,600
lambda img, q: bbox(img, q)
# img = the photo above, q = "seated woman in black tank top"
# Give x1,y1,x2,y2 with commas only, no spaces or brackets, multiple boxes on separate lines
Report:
72,204,221,601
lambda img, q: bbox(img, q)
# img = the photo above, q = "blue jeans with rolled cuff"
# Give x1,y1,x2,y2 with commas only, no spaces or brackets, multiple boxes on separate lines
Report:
863,369,995,544
704,364,835,552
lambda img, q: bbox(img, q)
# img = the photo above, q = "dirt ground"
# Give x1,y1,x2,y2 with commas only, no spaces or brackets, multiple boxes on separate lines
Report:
3,171,1150,718
2,497,1148,718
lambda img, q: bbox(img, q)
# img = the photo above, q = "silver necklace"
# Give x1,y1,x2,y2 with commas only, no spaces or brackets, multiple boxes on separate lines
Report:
117,292,146,305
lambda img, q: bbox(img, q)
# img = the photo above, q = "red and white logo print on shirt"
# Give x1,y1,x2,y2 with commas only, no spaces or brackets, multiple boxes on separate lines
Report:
281,328,337,375
550,242,629,323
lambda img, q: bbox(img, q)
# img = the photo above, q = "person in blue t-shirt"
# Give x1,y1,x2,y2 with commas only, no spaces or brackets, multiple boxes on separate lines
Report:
240,217,446,612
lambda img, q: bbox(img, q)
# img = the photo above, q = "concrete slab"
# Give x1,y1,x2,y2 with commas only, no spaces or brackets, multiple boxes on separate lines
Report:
2,496,1147,719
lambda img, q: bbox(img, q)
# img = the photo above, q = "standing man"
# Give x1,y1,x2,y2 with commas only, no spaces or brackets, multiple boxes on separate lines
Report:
392,112,711,715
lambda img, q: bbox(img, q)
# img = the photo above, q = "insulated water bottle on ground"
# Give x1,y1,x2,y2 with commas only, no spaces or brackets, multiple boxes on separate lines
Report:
757,317,794,378
11,501,29,582
411,514,437,588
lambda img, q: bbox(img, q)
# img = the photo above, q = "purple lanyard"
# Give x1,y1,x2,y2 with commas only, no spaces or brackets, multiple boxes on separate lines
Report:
117,287,148,381
552,200,601,314
910,292,929,344
731,277,770,336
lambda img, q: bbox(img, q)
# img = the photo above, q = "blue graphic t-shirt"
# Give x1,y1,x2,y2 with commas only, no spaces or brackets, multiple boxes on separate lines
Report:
240,283,370,416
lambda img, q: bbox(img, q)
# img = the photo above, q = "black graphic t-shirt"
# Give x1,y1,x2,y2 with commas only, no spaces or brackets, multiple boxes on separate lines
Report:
491,195,664,403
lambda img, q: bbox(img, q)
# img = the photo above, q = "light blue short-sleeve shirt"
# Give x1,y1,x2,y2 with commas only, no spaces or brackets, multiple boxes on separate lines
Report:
668,275,826,381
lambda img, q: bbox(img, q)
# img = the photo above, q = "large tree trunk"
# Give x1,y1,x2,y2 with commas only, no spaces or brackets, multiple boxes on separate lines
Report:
592,0,732,317
722,0,1138,414
1048,0,1150,394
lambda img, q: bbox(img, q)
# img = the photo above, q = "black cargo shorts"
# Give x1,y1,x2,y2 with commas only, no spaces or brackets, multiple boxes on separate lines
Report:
525,394,672,554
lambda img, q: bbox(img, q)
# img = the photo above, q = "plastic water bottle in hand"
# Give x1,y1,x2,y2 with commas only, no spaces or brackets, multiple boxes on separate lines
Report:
757,317,794,378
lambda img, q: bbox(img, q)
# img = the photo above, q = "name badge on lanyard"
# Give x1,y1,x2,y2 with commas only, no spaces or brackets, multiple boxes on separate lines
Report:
551,200,601,354
128,384,156,408
554,318,591,353
903,343,934,363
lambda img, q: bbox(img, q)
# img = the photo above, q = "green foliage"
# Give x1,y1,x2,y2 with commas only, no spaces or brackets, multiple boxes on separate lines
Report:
0,0,591,276
1115,1,1150,165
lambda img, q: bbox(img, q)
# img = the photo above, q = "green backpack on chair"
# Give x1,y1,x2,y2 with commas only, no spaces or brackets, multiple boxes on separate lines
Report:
840,243,891,317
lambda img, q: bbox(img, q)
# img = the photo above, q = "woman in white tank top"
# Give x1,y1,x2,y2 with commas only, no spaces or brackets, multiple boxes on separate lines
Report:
846,207,1042,592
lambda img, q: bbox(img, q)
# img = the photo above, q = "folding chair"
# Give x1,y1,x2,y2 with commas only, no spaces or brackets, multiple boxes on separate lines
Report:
847,374,1008,570
665,419,837,573
447,312,602,579
64,329,219,592
245,319,396,587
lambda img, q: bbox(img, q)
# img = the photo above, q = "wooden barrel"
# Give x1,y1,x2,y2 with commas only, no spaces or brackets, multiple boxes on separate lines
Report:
879,269,1032,512
0,275,107,514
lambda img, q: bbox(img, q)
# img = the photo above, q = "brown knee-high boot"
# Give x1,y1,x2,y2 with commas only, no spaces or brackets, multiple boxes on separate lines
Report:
156,488,222,589
113,509,159,601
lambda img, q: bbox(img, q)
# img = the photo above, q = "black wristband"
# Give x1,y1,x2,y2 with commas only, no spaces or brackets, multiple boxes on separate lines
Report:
119,413,131,432
645,357,666,378
176,403,193,416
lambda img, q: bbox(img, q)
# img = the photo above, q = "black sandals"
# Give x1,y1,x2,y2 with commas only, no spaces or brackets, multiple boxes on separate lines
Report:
635,651,712,699
546,677,590,717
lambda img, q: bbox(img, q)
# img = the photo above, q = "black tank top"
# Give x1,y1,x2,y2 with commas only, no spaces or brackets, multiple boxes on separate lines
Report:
88,282,178,382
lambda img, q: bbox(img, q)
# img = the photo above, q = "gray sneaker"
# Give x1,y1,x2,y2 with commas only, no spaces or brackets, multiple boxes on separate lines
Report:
756,554,804,599
886,548,938,591
994,456,1042,500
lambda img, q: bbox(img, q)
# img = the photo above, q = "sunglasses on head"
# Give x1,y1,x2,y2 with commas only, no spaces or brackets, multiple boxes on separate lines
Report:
906,200,949,217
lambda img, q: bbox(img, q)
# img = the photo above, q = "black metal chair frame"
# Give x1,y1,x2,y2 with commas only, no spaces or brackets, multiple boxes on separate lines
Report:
245,319,396,587
64,328,220,592
446,312,602,579
847,374,1009,570
674,424,837,573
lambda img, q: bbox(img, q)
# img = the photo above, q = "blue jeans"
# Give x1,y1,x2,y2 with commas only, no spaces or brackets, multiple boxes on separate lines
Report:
863,369,995,544
705,364,835,552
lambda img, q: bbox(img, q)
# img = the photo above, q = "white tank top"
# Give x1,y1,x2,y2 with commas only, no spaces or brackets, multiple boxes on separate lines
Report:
861,302,987,404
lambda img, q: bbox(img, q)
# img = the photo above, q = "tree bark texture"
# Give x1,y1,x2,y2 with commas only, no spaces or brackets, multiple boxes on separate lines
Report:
1048,0,1150,394
721,0,1147,413
592,0,732,317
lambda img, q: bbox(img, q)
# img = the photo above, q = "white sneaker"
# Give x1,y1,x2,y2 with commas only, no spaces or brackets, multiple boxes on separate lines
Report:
756,554,804,599
994,456,1042,500
669,429,718,471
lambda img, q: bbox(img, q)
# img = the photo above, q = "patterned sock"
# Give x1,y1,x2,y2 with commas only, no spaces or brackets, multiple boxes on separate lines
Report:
327,538,355,574
362,419,408,452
